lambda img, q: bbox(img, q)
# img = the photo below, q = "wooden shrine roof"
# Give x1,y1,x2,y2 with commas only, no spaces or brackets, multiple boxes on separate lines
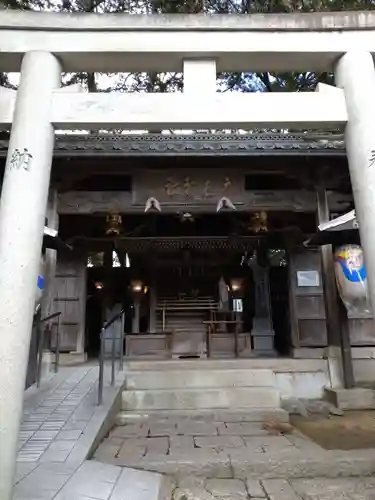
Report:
0,132,346,158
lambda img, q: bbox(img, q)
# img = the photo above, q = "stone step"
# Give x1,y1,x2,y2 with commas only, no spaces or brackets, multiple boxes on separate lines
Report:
124,368,275,390
124,358,326,372
115,407,289,425
122,387,280,411
93,448,375,480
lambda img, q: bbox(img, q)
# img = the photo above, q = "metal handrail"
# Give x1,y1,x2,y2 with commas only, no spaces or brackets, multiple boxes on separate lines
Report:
98,307,126,406
36,311,62,388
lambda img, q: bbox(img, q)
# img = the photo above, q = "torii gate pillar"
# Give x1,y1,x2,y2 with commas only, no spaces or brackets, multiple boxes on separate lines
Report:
335,52,375,318
0,51,61,500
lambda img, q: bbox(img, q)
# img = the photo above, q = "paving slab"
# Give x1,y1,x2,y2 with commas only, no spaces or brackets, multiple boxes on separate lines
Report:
95,441,122,462
117,439,146,462
205,478,248,498
261,479,301,500
291,477,375,500
285,433,324,453
57,430,84,441
218,422,269,436
110,423,149,438
243,436,296,453
232,449,375,480
169,435,195,453
14,462,39,484
110,467,162,500
245,479,267,498
176,421,220,436
149,422,178,436
115,449,232,478
54,462,119,500
195,435,245,451
173,476,213,500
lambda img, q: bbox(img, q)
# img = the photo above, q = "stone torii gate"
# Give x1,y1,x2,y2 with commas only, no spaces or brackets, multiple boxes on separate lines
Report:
1,10,375,499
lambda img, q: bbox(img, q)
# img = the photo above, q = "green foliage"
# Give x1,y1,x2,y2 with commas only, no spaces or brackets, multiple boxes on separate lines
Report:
1,0,374,108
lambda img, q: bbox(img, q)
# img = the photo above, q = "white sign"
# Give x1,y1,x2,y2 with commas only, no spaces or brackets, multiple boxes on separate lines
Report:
232,298,243,312
297,270,320,287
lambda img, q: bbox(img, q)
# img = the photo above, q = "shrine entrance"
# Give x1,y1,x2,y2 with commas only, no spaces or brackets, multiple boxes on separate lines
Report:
77,211,300,360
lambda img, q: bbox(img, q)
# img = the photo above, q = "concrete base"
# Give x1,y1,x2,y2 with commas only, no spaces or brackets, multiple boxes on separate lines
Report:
325,387,375,410
122,364,281,412
40,351,54,380
122,386,280,411
124,358,333,401
59,351,87,365
122,355,375,403
124,368,275,390
115,407,290,424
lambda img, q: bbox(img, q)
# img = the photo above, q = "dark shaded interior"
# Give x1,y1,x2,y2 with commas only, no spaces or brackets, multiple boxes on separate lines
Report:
79,212,298,357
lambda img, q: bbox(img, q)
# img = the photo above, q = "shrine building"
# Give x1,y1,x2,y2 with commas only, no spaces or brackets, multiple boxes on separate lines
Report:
1,10,375,499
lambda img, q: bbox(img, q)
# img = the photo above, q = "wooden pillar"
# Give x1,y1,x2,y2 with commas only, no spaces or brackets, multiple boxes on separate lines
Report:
132,296,140,334
76,252,87,354
316,187,341,346
41,188,59,319
36,188,59,384
250,257,276,356
104,248,113,272
149,283,157,333
316,187,354,388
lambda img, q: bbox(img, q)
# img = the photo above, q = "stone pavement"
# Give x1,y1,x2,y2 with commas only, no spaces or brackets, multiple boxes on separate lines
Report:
163,476,375,500
93,415,375,479
18,365,100,465
13,364,165,500
95,418,311,465
12,364,375,500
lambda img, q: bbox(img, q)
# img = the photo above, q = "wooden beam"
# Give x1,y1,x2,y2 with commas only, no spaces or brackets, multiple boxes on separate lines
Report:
58,191,133,214
57,190,352,214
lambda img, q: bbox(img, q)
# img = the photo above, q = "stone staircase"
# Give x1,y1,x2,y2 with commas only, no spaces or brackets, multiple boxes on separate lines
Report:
120,360,285,421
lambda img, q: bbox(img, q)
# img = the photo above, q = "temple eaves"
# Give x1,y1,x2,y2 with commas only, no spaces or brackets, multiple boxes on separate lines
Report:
0,133,347,157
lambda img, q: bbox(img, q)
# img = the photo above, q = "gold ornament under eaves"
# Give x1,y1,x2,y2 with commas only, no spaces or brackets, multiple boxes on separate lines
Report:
105,213,122,235
249,212,268,233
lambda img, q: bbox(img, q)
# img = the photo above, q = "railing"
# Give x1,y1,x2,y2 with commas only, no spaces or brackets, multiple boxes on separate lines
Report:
98,308,126,406
36,311,62,388
157,297,219,332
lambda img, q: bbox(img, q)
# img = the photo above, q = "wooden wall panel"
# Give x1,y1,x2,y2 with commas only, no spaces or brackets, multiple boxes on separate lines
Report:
53,253,87,353
289,249,328,347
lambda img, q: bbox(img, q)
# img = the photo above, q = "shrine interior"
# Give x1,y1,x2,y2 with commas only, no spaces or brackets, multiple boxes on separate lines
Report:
59,210,318,359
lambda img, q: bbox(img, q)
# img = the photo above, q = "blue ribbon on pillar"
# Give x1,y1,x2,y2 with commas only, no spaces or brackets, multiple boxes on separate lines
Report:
37,275,45,291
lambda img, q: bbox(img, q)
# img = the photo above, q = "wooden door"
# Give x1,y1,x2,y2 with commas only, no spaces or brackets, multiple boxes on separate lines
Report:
53,252,87,353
